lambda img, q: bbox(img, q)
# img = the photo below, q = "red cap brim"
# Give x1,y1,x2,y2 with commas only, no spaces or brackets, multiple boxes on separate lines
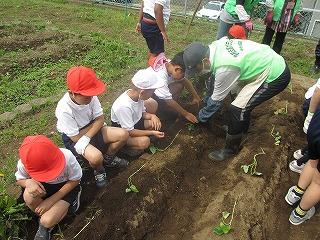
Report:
77,78,106,96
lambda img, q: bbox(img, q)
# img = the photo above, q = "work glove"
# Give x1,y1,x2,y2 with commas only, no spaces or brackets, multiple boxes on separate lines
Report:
245,19,253,32
74,135,91,155
293,14,300,26
264,11,273,25
303,111,314,134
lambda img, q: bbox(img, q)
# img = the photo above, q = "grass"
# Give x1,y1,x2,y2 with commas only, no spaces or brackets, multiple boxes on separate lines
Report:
0,0,319,195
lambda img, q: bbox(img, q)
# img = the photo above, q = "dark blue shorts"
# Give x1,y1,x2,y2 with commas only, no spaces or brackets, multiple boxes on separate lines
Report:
111,117,145,130
141,19,164,55
307,110,320,171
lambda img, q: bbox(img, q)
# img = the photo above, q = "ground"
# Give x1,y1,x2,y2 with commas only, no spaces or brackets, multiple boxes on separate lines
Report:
0,0,320,239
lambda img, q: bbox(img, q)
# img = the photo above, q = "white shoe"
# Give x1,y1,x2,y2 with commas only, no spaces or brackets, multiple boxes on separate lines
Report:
293,149,303,160
285,186,302,205
289,160,305,174
289,207,315,225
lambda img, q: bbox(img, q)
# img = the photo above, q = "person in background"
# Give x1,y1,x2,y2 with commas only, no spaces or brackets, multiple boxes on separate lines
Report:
262,0,302,54
313,39,320,73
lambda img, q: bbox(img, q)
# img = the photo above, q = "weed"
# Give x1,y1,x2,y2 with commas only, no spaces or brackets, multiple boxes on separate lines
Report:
186,123,196,132
270,125,281,146
53,224,64,239
213,196,239,236
241,147,266,176
149,129,182,154
126,164,145,193
274,101,288,115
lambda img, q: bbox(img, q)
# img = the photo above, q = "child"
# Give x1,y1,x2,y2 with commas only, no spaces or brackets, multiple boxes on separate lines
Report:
16,135,82,240
111,68,165,153
228,24,247,40
135,0,170,61
152,52,200,123
285,108,320,225
55,66,129,188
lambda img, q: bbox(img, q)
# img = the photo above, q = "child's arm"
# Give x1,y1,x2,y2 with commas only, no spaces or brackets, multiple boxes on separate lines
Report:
165,99,198,123
17,179,46,198
143,112,162,130
184,79,201,107
136,1,144,32
129,129,164,138
34,180,80,216
154,4,169,43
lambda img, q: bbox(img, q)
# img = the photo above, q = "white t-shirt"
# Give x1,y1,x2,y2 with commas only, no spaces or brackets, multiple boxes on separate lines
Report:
15,148,83,184
305,78,320,99
143,0,171,25
55,93,103,137
154,66,174,100
111,90,146,130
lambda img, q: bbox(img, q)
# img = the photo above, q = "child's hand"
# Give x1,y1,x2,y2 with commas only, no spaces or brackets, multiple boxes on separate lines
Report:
150,115,162,131
26,179,46,198
184,112,199,124
152,131,165,138
161,31,169,44
35,198,55,216
135,22,141,33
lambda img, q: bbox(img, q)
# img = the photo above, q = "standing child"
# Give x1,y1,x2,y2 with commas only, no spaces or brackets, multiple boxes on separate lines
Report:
16,135,82,240
152,52,200,123
55,66,129,188
111,68,165,154
135,0,170,62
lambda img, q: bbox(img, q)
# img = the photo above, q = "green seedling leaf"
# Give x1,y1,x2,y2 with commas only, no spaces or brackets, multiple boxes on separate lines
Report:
254,172,263,176
241,165,249,173
222,211,230,219
130,184,139,193
186,123,196,132
149,145,157,154
213,226,224,235
125,188,132,193
221,224,231,234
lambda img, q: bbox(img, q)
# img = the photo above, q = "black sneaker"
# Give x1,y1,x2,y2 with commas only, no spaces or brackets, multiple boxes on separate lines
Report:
94,170,107,188
34,224,53,240
104,155,129,168
70,186,82,213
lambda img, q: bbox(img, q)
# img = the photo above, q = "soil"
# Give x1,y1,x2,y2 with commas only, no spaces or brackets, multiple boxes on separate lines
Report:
25,74,316,240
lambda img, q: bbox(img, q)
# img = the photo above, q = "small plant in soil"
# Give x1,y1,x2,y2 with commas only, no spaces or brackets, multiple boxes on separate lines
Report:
270,125,281,146
126,164,145,193
241,147,266,176
149,129,182,154
274,101,288,115
213,196,239,236
186,123,196,132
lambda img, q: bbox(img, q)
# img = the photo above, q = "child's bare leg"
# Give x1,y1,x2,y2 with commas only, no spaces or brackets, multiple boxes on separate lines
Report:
298,160,317,189
127,136,150,150
300,168,320,210
39,200,69,229
83,144,104,170
144,98,158,114
23,190,43,212
169,81,185,100
101,126,129,155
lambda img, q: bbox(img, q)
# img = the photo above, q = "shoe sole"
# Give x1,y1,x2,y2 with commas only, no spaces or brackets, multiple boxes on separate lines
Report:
289,164,302,174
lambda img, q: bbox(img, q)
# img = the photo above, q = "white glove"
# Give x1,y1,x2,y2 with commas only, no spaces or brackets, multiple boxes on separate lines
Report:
74,135,91,155
303,111,314,134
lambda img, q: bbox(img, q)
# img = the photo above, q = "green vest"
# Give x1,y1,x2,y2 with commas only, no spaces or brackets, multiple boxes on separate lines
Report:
224,0,261,19
273,0,302,22
210,38,286,83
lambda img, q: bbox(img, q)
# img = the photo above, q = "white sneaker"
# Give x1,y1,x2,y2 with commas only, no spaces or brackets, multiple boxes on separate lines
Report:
289,160,305,174
289,207,316,225
285,186,302,205
293,149,303,160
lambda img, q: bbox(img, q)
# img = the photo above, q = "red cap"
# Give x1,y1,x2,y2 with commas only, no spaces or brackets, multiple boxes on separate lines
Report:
19,135,66,182
229,25,247,40
67,66,106,96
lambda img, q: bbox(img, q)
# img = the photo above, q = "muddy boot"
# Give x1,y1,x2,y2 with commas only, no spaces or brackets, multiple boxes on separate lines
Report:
208,133,242,161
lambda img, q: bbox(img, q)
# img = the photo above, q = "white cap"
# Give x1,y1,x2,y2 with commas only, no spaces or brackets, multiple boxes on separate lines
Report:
132,67,164,90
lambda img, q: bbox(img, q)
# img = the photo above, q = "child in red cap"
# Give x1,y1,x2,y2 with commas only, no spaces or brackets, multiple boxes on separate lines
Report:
228,24,247,40
55,66,129,188
15,135,82,240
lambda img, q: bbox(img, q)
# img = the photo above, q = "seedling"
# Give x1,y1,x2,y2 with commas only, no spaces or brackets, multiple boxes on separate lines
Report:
241,147,265,176
186,123,196,132
274,101,288,115
125,164,145,193
213,196,239,236
149,129,182,154
270,125,281,146
288,81,293,94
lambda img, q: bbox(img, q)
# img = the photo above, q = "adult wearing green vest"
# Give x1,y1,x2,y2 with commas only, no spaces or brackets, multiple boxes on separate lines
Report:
183,38,291,161
262,0,302,54
216,0,260,40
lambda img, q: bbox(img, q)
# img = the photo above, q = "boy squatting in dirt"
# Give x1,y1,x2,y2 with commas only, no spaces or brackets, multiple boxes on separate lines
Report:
183,37,291,161
55,66,129,188
111,68,165,155
15,135,82,240
285,82,320,225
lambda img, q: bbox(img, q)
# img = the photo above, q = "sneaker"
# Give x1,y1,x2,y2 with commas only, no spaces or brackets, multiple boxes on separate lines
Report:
70,186,82,213
293,149,303,160
104,155,129,168
285,186,302,205
289,160,305,174
34,224,53,240
94,170,107,188
289,206,315,225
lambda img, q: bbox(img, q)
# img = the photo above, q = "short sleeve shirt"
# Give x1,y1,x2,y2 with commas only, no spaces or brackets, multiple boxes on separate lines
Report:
143,0,171,25
154,67,173,100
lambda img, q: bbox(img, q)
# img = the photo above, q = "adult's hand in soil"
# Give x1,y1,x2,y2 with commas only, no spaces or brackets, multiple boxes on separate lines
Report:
161,31,169,44
150,115,162,130
26,179,46,198
184,112,199,123
35,198,55,216
152,131,165,138
135,22,141,33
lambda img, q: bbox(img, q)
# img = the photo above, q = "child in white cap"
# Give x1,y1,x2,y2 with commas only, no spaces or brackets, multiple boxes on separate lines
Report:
111,68,165,154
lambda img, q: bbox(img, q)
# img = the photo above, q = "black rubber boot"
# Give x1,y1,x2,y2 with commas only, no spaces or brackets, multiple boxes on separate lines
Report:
208,133,242,161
